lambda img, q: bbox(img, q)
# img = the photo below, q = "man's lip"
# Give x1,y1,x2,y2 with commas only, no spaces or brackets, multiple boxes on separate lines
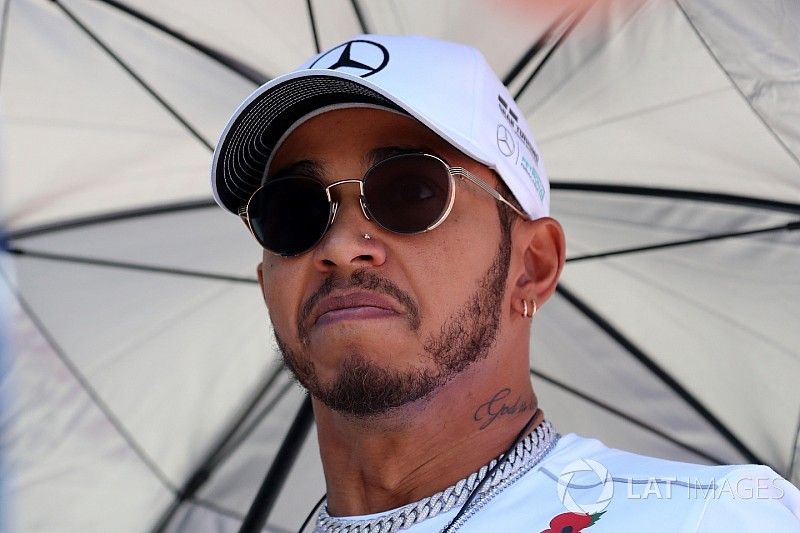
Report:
311,291,402,326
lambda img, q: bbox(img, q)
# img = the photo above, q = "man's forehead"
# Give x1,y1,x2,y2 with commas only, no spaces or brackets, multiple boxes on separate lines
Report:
267,108,458,176
268,145,441,181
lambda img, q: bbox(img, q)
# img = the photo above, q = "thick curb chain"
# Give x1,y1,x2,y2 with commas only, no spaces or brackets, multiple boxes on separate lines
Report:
316,420,557,533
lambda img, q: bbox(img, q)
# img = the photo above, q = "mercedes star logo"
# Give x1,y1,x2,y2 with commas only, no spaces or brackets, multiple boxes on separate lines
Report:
310,39,390,78
496,124,516,157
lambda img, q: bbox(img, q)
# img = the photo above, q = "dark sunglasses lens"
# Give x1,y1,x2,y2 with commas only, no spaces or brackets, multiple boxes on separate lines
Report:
248,178,330,255
363,155,451,233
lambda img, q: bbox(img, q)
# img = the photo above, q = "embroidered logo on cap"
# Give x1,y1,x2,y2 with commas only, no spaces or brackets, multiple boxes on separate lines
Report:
496,124,516,157
498,94,540,164
310,40,390,78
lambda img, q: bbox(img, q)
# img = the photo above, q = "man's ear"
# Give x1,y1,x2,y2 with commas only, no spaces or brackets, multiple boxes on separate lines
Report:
511,217,566,313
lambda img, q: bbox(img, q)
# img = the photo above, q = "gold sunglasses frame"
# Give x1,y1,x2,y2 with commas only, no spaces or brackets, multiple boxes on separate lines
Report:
239,153,529,256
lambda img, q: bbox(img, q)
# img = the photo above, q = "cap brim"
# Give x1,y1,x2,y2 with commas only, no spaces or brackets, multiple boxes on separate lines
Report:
211,74,400,215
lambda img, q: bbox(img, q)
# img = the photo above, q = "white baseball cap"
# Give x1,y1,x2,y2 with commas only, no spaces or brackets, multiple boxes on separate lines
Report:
211,34,549,219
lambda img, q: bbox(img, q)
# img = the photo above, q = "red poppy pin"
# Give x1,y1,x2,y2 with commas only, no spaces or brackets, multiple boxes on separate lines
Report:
540,511,605,533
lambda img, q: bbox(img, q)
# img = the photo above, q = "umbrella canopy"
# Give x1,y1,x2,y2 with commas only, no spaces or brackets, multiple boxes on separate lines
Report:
2,0,799,531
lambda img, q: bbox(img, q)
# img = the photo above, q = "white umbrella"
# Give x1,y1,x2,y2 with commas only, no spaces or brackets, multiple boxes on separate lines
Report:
2,0,798,531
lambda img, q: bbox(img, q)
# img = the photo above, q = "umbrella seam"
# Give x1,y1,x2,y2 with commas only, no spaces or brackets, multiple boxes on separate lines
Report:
551,184,800,214
349,0,370,34
6,247,258,285
788,412,800,481
556,282,767,467
0,269,180,495
502,4,574,87
530,368,726,464
0,0,12,93
521,0,652,115
150,370,294,532
88,0,269,85
581,240,799,365
512,0,596,101
565,220,800,263
51,0,214,152
6,200,217,241
672,0,800,173
305,0,321,54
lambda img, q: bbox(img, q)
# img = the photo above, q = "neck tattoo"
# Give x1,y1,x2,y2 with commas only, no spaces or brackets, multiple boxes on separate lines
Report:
473,387,537,430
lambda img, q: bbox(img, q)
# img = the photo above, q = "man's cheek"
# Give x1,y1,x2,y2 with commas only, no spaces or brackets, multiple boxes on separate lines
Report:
265,288,303,341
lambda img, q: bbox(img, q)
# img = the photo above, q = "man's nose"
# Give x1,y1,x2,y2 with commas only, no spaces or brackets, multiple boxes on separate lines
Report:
311,193,387,271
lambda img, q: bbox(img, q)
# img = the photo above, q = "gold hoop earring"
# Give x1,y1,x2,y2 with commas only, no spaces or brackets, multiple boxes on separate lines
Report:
522,299,537,318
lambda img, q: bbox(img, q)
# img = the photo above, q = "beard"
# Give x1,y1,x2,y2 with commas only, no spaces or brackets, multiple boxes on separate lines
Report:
275,227,512,417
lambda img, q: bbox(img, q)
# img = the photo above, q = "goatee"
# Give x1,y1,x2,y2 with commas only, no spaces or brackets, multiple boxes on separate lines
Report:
275,227,512,417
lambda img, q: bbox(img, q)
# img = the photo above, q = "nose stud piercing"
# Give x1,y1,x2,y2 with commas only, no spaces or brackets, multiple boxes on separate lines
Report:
363,233,372,240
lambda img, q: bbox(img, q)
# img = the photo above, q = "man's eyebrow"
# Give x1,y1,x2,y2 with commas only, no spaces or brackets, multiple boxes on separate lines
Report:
364,146,443,168
266,159,325,182
267,146,445,183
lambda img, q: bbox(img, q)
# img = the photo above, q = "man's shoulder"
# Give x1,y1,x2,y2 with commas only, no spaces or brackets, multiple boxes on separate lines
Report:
543,432,764,483
527,432,800,531
393,432,799,532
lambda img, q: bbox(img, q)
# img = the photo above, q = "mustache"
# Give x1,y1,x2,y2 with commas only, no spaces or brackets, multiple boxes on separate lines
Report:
298,269,421,342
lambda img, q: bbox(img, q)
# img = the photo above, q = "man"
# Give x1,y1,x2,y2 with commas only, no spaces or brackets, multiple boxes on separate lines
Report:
212,35,800,532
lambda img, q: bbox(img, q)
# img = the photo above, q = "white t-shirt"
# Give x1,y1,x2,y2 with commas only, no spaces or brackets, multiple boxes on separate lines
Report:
317,433,800,532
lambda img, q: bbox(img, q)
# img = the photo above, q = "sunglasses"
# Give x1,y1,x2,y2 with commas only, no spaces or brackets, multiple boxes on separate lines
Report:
240,153,528,256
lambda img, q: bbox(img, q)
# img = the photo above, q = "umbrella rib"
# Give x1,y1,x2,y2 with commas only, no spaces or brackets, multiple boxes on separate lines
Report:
522,0,652,116
566,220,800,263
556,282,766,467
788,412,800,481
239,394,315,533
183,495,297,533
0,0,11,93
552,182,800,214
502,4,574,87
6,246,258,284
51,0,214,152
174,497,246,523
530,369,726,464
6,199,217,241
350,0,370,34
512,0,595,100
0,269,180,495
149,364,289,533
185,365,290,482
154,495,296,533
88,0,268,85
672,0,800,172
306,0,321,54
213,380,297,468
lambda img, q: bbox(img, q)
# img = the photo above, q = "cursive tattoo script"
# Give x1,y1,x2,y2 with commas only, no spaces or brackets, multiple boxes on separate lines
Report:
473,388,536,430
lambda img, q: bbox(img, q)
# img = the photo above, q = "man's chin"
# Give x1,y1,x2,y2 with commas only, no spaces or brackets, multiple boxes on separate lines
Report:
287,351,444,417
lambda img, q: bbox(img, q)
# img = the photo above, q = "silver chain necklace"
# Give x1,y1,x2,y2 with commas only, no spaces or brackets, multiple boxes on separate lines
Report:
315,420,558,533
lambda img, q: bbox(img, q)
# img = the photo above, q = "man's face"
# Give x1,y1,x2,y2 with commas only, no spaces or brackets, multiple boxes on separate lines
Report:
258,107,515,416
